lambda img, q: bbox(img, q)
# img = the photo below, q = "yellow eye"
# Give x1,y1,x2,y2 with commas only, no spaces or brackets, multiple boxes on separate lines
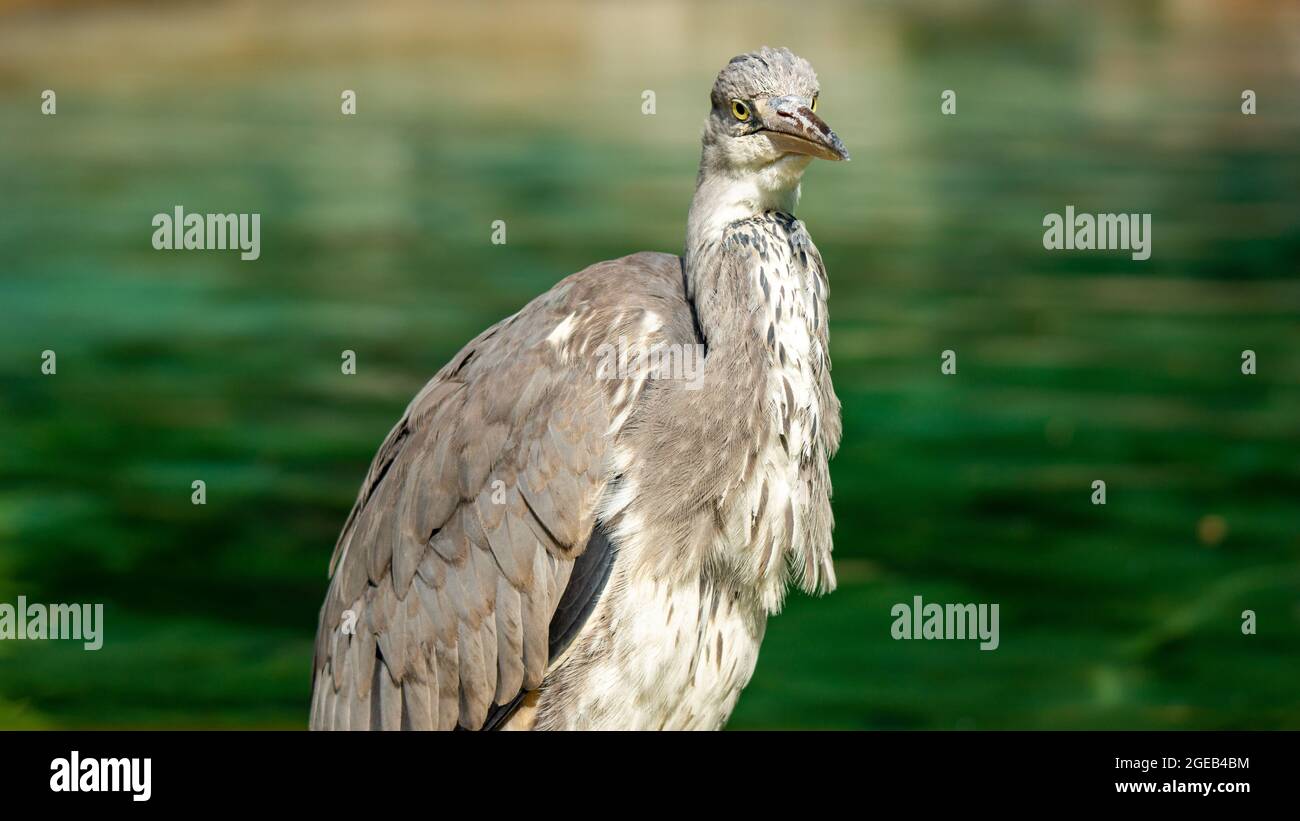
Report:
730,100,751,122
811,95,819,113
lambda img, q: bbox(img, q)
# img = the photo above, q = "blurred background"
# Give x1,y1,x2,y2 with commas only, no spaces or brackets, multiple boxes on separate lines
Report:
0,0,1297,729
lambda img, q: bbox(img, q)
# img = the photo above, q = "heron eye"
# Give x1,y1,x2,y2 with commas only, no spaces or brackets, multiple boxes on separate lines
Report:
811,94,819,113
730,100,751,122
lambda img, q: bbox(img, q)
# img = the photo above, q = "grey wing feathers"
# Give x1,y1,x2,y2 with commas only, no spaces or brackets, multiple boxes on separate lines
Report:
547,524,617,661
479,523,616,730
310,251,689,730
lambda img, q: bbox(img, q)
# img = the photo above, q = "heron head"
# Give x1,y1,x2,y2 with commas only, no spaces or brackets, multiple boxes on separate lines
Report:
701,47,849,190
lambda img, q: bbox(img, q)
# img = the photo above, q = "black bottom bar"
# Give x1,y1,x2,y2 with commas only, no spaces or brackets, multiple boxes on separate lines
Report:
2,730,1287,807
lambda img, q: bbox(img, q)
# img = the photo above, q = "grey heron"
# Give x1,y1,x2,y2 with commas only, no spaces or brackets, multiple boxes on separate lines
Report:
310,46,846,730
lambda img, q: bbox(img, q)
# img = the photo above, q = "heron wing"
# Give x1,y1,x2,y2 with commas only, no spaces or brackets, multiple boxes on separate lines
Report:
309,252,691,730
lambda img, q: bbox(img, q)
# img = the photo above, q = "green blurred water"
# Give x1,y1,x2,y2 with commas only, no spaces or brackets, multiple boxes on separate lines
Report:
0,0,1297,728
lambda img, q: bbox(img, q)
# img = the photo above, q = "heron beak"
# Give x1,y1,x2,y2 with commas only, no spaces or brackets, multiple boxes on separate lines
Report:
759,95,850,162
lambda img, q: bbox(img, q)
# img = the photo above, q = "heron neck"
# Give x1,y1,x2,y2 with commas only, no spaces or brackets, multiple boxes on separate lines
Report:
686,168,800,258
684,167,800,345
